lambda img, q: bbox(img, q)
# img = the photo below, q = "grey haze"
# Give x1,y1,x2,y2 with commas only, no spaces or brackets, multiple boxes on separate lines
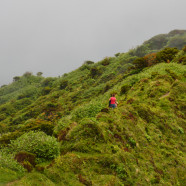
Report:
0,0,186,86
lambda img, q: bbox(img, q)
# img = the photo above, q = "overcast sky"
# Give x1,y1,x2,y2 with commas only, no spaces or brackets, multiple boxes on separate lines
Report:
0,0,186,86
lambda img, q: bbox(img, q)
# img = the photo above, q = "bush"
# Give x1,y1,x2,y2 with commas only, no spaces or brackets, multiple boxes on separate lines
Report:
133,57,148,69
156,47,179,63
9,131,60,161
59,80,68,90
101,57,111,66
120,84,131,95
42,87,52,95
41,77,55,87
178,56,186,65
90,67,103,78
0,151,25,174
69,118,104,142
13,76,20,82
183,45,186,52
73,103,103,120
23,72,32,77
84,60,94,65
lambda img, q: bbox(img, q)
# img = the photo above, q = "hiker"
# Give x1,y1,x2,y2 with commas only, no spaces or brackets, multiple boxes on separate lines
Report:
109,94,118,108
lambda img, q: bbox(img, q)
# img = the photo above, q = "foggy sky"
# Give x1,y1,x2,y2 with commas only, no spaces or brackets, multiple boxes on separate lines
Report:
0,0,186,86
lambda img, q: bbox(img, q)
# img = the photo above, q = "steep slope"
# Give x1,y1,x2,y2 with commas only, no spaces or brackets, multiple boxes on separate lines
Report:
0,30,186,185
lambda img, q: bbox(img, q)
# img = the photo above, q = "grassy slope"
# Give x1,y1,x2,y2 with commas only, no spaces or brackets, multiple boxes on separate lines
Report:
0,30,186,185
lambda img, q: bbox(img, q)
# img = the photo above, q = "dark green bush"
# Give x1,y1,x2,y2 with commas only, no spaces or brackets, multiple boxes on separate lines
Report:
23,72,32,77
59,80,68,90
178,56,186,65
13,76,20,82
156,47,179,63
101,57,111,66
42,87,52,95
133,57,148,69
120,84,131,95
41,77,55,87
84,60,94,65
90,67,103,78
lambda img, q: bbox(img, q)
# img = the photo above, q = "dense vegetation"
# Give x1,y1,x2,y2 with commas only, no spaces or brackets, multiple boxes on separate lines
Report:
0,30,186,185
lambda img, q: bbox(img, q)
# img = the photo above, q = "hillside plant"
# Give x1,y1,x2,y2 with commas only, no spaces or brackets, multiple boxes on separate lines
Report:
156,47,179,63
8,131,60,162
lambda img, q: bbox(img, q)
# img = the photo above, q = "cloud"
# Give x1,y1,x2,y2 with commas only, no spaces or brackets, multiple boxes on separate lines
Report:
0,0,186,86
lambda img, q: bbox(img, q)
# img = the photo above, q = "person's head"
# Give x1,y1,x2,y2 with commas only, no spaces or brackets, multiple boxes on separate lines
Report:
112,93,115,97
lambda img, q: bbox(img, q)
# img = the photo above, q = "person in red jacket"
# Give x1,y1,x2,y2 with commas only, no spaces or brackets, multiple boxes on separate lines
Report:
109,94,118,108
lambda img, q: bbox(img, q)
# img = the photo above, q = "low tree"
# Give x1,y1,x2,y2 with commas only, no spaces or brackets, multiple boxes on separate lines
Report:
36,72,43,76
13,76,20,82
23,72,32,77
156,47,179,63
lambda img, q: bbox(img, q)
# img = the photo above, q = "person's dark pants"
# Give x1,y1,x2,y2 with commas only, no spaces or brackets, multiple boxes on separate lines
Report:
110,104,116,108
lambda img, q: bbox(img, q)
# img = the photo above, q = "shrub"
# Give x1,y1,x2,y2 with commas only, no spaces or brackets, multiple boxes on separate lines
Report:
69,118,104,141
143,53,157,66
178,56,186,65
0,151,25,174
133,57,148,69
23,72,32,77
36,72,43,76
132,45,150,57
115,53,120,57
84,60,94,65
41,77,55,87
9,131,60,161
42,87,52,95
90,67,103,78
13,76,20,82
120,84,131,95
59,80,68,90
156,47,179,63
73,103,103,120
14,151,36,172
183,45,186,52
101,57,111,66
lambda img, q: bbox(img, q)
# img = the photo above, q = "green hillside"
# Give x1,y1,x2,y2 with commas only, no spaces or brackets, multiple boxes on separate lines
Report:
0,30,186,185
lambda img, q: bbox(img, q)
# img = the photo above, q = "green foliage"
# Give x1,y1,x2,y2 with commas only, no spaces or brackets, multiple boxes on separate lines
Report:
41,86,52,95
13,76,21,82
120,84,131,95
0,30,186,185
130,44,150,57
167,34,186,49
144,34,168,50
59,79,68,90
133,57,148,69
90,67,103,78
0,151,25,174
84,60,94,65
23,72,32,77
156,47,179,63
36,72,43,76
41,77,56,87
9,131,60,161
101,57,111,66
73,103,103,120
